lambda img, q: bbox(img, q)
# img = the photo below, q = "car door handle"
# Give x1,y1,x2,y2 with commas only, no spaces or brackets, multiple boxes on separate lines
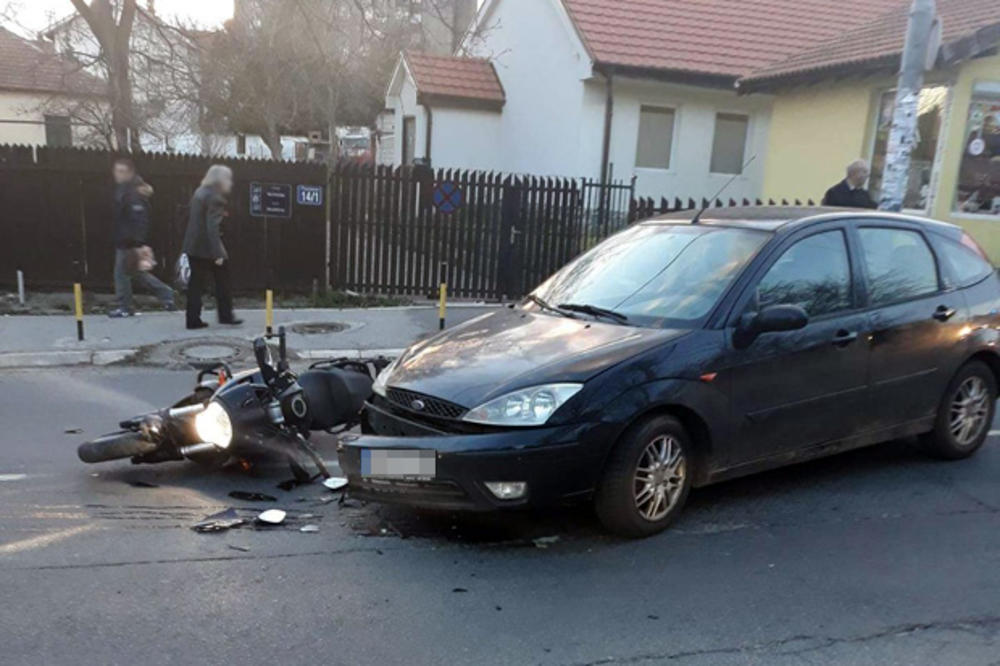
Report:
832,330,858,347
933,305,957,322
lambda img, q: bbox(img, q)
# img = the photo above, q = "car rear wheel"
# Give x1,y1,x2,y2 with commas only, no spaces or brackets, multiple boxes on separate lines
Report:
920,360,997,460
595,415,692,538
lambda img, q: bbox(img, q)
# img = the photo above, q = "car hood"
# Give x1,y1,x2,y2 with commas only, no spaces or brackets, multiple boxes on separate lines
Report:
387,308,688,407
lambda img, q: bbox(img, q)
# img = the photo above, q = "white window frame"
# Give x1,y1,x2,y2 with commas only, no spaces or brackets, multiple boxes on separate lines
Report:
708,111,752,177
634,103,679,173
950,80,1000,221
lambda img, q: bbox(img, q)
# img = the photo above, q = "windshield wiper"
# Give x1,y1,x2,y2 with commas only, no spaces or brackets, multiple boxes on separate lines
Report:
525,294,577,318
557,303,629,323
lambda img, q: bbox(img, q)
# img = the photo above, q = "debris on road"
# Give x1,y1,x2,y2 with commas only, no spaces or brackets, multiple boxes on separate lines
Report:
192,508,244,533
323,477,349,491
256,509,286,525
452,587,468,593
533,535,560,549
127,480,159,488
227,544,250,552
299,524,319,533
63,427,83,434
229,491,278,502
276,478,303,491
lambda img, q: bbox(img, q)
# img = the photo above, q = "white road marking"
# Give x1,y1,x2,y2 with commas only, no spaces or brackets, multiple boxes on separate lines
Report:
0,474,27,481
0,524,94,555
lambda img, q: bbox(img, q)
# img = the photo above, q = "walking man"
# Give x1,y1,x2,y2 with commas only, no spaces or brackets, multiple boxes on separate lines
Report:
822,159,878,209
182,165,242,329
109,158,175,318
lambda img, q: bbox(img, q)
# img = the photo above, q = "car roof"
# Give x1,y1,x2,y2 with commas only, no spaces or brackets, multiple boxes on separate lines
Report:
646,206,963,236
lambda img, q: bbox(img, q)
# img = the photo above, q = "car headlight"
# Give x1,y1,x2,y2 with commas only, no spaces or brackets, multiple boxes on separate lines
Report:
194,401,233,449
372,358,400,397
463,384,583,426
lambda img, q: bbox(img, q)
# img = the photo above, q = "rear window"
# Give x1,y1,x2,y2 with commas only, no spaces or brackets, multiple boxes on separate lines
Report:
936,233,995,287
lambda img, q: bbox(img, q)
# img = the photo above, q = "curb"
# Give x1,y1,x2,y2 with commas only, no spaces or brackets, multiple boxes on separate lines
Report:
0,348,404,369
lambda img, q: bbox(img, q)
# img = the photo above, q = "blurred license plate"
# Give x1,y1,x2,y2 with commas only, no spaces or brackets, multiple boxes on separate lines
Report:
361,449,436,479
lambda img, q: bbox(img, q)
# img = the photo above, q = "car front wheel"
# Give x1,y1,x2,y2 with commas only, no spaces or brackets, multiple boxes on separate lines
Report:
595,415,692,538
921,360,997,460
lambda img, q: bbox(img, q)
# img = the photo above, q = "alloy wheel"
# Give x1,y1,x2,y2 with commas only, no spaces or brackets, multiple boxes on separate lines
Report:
949,376,991,447
633,435,686,521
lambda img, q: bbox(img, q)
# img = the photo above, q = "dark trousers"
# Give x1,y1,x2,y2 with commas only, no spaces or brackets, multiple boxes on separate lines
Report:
186,257,235,326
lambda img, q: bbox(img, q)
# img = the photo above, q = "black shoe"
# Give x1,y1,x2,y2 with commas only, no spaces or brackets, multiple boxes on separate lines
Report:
187,321,209,330
220,318,244,326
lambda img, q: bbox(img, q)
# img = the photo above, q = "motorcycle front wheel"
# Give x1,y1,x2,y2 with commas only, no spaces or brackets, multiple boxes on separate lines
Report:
77,431,159,463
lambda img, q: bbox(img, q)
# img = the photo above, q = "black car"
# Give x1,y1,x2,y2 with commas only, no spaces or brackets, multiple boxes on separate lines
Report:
338,208,1000,537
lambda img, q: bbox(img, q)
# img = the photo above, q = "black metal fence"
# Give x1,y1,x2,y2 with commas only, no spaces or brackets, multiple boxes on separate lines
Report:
1,145,812,300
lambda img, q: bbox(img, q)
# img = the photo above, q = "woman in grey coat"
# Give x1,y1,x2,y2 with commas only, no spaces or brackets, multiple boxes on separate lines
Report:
182,165,241,329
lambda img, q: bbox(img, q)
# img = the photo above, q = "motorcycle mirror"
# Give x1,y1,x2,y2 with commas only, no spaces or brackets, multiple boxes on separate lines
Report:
277,326,289,372
253,337,278,384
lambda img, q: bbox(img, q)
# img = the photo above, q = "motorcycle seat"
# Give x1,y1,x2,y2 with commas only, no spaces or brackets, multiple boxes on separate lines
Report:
297,368,373,430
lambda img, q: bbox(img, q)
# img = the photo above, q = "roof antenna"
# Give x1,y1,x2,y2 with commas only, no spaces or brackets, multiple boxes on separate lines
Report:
692,154,757,224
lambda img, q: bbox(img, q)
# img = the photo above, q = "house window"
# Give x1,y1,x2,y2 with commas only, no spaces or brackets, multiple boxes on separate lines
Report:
44,115,72,147
869,86,947,210
635,106,675,170
402,115,416,166
710,113,750,175
953,82,1000,216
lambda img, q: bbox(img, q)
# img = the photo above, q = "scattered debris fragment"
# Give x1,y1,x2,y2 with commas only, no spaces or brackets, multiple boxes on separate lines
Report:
127,480,159,488
0,474,27,482
533,535,560,549
64,427,83,434
495,606,502,612
276,479,303,491
299,524,320,533
227,544,250,552
229,491,277,502
452,587,468,593
192,508,244,533
647,614,660,620
323,477,349,491
256,509,286,525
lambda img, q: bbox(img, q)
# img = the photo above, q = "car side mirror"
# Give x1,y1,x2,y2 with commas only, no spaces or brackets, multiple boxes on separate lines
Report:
734,304,809,347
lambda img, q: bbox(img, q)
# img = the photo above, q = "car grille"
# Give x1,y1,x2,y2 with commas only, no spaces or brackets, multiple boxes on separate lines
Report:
385,387,467,419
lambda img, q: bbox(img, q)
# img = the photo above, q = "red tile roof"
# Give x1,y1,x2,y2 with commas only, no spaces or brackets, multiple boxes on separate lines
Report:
741,0,1000,89
561,0,904,79
404,51,505,109
0,27,104,96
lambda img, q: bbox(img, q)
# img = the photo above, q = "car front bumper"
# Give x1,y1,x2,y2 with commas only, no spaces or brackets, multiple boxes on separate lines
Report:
336,400,608,511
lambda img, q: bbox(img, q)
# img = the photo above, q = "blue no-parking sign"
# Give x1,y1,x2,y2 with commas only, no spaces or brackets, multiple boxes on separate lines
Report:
432,181,463,215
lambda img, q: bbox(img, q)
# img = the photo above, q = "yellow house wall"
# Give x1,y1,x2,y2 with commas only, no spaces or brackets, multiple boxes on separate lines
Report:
761,56,1000,260
931,53,1000,260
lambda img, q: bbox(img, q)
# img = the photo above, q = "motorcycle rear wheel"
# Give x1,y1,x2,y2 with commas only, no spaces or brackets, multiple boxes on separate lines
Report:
78,431,159,463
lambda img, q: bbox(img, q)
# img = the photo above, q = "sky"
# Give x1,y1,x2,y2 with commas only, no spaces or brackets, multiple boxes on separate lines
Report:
2,0,235,36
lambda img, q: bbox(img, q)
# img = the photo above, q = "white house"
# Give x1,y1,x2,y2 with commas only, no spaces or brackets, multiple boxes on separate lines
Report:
0,27,106,147
385,0,902,200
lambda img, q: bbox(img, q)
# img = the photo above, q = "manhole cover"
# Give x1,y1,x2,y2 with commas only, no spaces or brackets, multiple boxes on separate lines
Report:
290,322,347,335
130,337,257,369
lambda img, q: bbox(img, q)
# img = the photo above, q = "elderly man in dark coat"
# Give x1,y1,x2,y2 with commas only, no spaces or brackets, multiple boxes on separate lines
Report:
822,159,877,209
182,164,242,329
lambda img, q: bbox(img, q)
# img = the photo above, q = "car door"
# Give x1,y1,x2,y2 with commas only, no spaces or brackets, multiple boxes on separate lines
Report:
725,227,871,465
854,224,970,428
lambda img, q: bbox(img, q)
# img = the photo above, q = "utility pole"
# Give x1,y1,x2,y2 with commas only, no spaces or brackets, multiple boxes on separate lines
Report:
879,0,941,211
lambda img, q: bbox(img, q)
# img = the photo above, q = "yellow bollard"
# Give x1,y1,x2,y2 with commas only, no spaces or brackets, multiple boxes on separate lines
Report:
73,283,84,341
265,289,274,335
438,262,447,330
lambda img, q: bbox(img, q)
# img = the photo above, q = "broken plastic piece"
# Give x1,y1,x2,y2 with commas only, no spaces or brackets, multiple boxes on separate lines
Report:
533,536,560,549
256,509,286,525
322,477,349,491
64,427,83,434
229,491,277,502
128,480,158,488
192,508,244,533
299,524,319,533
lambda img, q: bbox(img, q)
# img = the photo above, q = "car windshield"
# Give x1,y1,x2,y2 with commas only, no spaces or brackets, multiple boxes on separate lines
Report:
530,223,769,327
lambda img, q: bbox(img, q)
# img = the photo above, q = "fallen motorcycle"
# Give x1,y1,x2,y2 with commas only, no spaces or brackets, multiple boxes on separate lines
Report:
78,327,387,480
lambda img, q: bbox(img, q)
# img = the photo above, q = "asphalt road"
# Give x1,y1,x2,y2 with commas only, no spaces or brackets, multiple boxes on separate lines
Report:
1,367,998,665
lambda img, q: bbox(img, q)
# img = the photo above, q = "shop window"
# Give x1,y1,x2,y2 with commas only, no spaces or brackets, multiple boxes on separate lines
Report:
869,86,947,210
954,82,1000,216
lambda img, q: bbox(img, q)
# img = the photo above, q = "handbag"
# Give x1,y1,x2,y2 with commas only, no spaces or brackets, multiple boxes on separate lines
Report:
127,245,156,273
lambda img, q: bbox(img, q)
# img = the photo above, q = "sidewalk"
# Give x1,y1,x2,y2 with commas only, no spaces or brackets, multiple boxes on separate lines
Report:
0,305,498,368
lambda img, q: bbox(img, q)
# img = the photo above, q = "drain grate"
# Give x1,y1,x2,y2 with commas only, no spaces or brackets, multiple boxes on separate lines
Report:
290,322,347,335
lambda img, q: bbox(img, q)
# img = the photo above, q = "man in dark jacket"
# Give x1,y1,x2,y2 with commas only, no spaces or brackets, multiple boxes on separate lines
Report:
109,158,174,318
822,159,877,209
182,164,241,329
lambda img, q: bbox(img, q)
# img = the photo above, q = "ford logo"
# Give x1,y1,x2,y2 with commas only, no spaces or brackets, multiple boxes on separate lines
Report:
410,399,426,411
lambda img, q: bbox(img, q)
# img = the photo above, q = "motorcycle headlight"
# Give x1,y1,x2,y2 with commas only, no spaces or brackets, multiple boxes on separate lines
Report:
194,401,233,449
372,358,400,397
463,384,583,427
